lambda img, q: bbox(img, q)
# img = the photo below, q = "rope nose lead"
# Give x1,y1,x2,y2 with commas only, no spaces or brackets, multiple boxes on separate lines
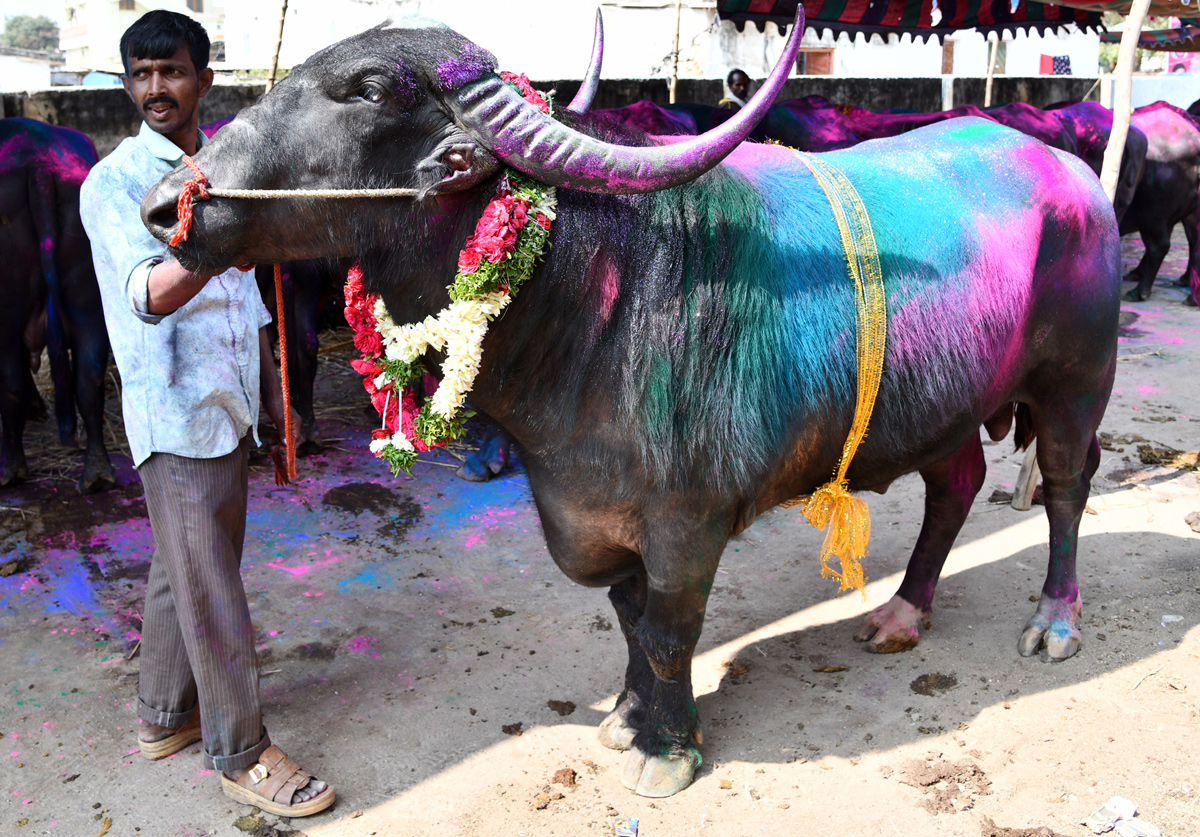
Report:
169,155,297,483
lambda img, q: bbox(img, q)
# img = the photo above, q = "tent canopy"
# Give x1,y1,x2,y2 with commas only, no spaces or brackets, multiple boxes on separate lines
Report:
1100,21,1200,50
716,0,1104,41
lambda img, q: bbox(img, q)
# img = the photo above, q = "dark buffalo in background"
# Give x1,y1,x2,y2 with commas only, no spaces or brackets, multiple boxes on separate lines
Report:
1121,102,1200,303
0,117,114,492
142,14,1120,798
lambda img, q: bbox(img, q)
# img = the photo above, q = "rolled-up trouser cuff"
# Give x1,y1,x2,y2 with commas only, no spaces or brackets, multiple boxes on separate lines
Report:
205,727,271,772
137,697,197,729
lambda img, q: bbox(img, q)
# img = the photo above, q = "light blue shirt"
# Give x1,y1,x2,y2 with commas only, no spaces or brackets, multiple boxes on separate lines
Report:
81,122,272,468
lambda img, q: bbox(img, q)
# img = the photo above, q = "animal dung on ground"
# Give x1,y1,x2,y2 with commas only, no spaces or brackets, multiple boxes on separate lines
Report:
552,767,577,787
491,607,515,618
546,699,576,716
910,672,958,696
812,664,848,673
501,722,523,736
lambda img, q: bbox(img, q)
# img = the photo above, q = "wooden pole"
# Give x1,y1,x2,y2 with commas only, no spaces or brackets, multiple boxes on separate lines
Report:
984,35,999,108
266,0,289,93
669,0,682,104
1100,0,1152,202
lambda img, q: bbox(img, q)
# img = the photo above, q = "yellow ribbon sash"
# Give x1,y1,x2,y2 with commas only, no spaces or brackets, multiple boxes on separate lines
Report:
783,150,888,596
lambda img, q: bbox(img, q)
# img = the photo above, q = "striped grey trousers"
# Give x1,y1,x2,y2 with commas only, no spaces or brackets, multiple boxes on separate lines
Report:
136,436,271,772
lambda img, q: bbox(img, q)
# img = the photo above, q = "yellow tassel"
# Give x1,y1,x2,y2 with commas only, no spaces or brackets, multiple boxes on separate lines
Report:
781,150,888,598
801,482,870,594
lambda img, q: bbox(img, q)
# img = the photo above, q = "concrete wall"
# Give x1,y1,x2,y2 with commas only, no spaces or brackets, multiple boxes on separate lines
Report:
1,83,264,158
953,77,1100,109
3,75,1104,158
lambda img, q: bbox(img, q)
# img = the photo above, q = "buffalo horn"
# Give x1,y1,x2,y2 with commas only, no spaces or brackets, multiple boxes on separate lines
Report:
450,7,805,194
565,9,604,116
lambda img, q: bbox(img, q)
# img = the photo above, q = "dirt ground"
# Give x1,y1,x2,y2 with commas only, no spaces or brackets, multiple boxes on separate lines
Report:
2,231,1199,837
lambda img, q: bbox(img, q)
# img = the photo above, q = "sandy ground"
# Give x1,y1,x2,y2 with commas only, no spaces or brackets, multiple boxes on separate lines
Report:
2,232,1199,837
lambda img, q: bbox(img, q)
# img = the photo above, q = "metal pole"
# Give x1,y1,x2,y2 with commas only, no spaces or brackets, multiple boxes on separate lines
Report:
266,0,289,92
1100,0,1152,202
984,35,999,108
669,0,681,104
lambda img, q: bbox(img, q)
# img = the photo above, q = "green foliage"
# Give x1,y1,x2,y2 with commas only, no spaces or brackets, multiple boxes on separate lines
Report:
2,15,59,53
379,445,418,477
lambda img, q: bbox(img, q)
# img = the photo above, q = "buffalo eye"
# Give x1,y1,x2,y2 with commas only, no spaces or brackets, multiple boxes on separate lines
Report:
355,81,387,104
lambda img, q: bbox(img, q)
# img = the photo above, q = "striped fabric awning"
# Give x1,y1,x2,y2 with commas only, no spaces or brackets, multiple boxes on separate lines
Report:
1100,23,1200,50
717,0,1104,41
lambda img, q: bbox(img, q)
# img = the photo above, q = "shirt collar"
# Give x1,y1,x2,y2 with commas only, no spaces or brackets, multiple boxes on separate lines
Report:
137,120,208,164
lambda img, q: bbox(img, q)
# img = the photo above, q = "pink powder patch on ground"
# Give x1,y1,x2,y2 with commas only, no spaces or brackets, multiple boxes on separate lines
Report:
1138,384,1160,396
346,636,380,657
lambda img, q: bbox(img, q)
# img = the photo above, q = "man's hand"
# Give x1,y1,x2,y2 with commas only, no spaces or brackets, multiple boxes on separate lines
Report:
147,258,220,315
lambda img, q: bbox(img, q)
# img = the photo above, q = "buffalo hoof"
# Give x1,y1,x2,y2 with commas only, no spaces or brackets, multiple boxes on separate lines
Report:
598,709,638,751
1186,295,1198,308
455,434,511,482
1018,593,1082,660
854,596,929,653
455,459,494,482
1123,286,1151,302
619,747,700,798
0,458,29,488
77,467,116,495
298,439,326,457
1175,276,1191,288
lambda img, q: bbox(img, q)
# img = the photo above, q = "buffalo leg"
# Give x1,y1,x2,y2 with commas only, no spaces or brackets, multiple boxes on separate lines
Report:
1124,223,1171,301
1018,419,1101,660
455,421,513,482
616,519,724,798
0,336,30,486
855,432,986,653
598,572,653,751
1174,211,1200,306
71,322,114,493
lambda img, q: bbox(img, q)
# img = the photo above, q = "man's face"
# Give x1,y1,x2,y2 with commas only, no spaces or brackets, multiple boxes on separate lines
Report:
729,72,750,101
122,45,212,138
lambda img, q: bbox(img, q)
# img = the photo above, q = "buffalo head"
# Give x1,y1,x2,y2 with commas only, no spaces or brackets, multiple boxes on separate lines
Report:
142,10,803,273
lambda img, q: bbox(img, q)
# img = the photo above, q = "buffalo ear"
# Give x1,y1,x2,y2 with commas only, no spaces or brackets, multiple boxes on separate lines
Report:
416,139,499,194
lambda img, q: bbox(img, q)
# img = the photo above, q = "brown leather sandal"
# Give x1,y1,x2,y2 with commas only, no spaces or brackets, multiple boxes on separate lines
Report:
220,745,335,817
138,710,202,761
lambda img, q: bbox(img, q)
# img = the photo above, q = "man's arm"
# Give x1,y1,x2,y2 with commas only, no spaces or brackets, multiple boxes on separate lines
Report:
258,327,297,433
145,258,218,315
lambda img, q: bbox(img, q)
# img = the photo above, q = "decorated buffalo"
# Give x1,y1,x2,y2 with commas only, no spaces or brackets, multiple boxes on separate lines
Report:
141,14,1119,797
1121,102,1200,302
0,117,114,492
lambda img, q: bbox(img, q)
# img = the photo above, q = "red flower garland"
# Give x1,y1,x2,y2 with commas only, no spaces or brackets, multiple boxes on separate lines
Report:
344,265,432,452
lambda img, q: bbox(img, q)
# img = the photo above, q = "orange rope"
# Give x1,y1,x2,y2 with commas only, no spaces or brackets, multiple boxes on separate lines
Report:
170,155,297,481
274,263,297,483
169,156,209,246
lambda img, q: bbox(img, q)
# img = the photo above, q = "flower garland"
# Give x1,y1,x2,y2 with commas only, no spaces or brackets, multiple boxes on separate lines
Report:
344,73,556,476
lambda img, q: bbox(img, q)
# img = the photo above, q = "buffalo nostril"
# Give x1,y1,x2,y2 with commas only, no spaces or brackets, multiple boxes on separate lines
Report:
140,183,182,240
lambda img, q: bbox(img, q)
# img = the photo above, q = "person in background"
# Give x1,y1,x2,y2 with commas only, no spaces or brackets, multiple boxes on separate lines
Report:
78,9,334,818
717,68,751,109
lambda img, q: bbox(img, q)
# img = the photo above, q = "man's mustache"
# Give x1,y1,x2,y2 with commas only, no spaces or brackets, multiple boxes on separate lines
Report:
143,96,179,111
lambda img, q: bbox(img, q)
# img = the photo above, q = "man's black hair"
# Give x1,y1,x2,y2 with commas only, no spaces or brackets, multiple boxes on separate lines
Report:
726,68,749,85
120,10,210,76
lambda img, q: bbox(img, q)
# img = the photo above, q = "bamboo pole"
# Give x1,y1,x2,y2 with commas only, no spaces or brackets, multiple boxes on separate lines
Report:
669,0,682,104
984,35,999,107
266,0,289,92
1100,0,1152,202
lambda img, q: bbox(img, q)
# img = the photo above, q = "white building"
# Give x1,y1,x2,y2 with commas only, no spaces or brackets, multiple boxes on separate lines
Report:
0,46,65,91
59,0,225,73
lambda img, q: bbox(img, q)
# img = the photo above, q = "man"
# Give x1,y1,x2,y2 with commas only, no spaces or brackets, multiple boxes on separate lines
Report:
717,68,751,109
79,10,334,818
